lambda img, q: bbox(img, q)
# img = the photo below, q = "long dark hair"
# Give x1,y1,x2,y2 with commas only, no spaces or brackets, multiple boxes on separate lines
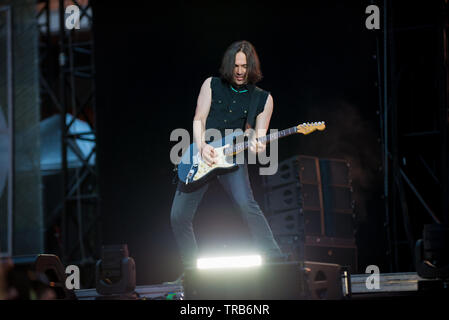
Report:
219,40,263,85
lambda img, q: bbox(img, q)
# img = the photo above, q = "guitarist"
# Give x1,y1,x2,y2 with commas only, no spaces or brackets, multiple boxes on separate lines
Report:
170,40,285,276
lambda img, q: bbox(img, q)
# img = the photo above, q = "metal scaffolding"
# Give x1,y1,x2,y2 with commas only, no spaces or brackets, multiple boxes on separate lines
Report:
378,0,449,272
37,0,99,282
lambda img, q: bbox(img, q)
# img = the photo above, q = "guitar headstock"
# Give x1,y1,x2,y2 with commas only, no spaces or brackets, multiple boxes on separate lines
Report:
296,121,326,135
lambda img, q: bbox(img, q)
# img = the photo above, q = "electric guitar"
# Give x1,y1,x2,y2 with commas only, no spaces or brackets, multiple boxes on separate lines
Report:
177,122,326,187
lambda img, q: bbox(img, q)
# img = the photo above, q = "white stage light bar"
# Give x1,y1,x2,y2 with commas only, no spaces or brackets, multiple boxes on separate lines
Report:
197,255,262,270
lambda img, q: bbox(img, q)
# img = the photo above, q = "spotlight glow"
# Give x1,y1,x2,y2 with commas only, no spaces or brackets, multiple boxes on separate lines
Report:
197,255,262,270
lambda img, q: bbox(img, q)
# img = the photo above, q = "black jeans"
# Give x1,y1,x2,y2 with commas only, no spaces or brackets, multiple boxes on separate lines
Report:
170,164,282,268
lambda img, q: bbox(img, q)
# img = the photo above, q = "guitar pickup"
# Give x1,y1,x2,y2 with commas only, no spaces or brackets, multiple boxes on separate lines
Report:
185,164,197,185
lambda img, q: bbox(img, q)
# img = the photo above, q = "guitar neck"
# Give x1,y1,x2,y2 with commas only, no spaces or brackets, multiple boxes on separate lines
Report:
224,126,298,155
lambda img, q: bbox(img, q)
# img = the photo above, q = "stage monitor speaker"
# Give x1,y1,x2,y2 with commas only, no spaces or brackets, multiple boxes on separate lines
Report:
184,261,307,300
1,254,76,300
184,261,345,300
303,261,344,300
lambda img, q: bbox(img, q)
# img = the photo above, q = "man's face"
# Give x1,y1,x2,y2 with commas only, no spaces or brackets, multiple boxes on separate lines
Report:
233,51,247,86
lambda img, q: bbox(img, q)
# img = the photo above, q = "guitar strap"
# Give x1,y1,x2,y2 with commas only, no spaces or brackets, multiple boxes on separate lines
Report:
245,85,263,130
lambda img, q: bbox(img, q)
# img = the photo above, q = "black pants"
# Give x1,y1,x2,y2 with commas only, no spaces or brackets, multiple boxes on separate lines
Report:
170,164,282,268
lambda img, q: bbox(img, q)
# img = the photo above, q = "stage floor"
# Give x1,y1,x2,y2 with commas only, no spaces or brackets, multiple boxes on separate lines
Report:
74,271,449,300
75,283,184,300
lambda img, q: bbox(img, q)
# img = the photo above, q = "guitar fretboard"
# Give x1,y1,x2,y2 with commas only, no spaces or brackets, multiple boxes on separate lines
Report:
224,126,298,155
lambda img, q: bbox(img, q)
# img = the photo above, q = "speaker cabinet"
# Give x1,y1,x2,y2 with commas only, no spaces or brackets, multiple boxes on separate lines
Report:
183,260,345,300
275,235,358,273
303,261,343,300
1,254,76,299
184,261,307,300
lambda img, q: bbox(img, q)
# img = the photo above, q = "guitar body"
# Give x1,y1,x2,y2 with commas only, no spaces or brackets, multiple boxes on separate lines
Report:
177,131,244,187
176,121,325,188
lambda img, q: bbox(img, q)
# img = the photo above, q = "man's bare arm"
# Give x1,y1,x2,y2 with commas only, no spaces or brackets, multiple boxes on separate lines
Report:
255,94,274,136
193,77,212,153
193,77,217,165
250,94,274,153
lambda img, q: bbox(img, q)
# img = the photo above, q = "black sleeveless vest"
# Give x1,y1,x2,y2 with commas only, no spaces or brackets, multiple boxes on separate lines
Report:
205,77,269,136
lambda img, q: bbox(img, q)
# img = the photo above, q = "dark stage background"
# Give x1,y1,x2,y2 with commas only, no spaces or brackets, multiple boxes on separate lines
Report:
92,0,385,285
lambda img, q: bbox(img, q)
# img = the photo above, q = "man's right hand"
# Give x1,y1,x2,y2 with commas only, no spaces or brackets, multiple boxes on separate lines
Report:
201,144,218,166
